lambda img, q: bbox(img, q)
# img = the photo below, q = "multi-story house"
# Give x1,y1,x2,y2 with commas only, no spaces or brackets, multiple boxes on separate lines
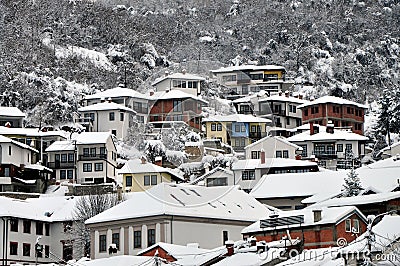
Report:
82,85,150,123
45,132,117,184
203,114,271,152
0,107,25,127
287,123,368,170
77,100,136,139
244,136,303,160
148,90,208,131
0,196,80,265
120,158,184,192
151,70,205,96
298,95,367,135
210,65,294,99
0,135,52,193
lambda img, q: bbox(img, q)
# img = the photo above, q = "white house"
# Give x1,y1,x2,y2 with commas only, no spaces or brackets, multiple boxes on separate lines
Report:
85,183,274,258
77,101,136,139
0,107,25,127
45,141,76,183
244,136,303,160
287,123,369,170
151,71,205,96
0,195,80,265
82,85,150,123
378,141,400,159
190,167,234,187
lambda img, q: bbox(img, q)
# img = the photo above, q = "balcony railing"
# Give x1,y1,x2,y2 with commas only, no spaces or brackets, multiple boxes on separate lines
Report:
249,132,268,139
272,109,286,116
47,161,75,169
312,150,338,160
237,79,251,84
74,117,93,124
78,154,107,161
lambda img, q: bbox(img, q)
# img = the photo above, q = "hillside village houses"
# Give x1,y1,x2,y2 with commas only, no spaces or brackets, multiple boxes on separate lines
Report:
0,107,25,128
151,70,205,96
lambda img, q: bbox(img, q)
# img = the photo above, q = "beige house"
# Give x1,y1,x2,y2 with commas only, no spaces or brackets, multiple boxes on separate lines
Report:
244,136,303,160
119,158,184,192
85,183,274,258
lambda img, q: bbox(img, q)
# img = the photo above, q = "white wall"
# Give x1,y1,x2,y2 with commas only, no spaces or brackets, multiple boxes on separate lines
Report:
245,137,298,159
0,143,33,166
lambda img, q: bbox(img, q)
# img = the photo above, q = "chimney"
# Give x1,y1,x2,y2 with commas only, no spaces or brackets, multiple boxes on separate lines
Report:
149,89,155,96
248,236,257,247
326,121,334,134
107,97,112,103
141,156,147,164
278,90,283,96
313,209,322,222
154,156,162,167
295,154,302,160
299,94,303,100
260,149,266,164
225,240,234,256
285,90,290,97
100,97,105,103
165,70,169,77
182,69,186,75
5,122,11,128
310,96,315,101
309,122,314,135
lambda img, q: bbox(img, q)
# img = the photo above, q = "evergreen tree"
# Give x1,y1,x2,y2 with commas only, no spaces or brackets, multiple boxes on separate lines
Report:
342,168,363,197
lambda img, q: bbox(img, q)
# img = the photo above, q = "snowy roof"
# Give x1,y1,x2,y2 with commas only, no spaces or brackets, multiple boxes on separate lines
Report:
298,95,368,109
259,94,309,104
276,247,344,266
137,242,209,259
85,183,273,225
242,206,366,234
203,114,271,123
231,92,268,104
78,102,136,113
150,90,208,104
0,135,39,153
244,136,302,151
0,126,68,138
77,255,160,266
310,192,400,208
190,167,233,185
0,195,79,222
232,158,317,170
287,125,368,142
340,215,400,254
151,72,206,86
74,132,112,145
84,86,149,100
210,64,286,74
24,163,53,172
251,158,400,200
118,159,184,181
212,248,284,266
45,140,75,152
0,107,25,117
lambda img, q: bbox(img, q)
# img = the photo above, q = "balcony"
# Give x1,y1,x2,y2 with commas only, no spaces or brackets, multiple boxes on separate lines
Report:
312,150,337,160
74,117,93,124
79,154,107,161
249,132,267,139
272,109,286,116
237,78,251,84
47,161,75,169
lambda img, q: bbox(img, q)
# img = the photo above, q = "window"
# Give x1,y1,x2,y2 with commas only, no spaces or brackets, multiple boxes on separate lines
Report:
99,235,107,252
235,125,240,132
109,112,115,121
83,163,92,172
95,163,103,172
36,245,43,257
67,170,73,180
10,218,18,232
120,112,124,121
345,219,351,232
63,221,72,232
134,231,141,248
299,145,307,157
151,175,157,185
126,176,132,187
286,117,290,125
8,146,11,156
304,109,309,116
100,147,106,155
173,100,182,112
223,231,229,245
83,148,89,157
187,81,198,88
68,153,74,162
251,151,259,159
211,123,216,131
112,233,120,250
337,144,343,152
45,223,50,236
60,170,67,179
276,151,282,158
111,130,117,136
242,85,249,95
10,242,18,255
173,80,186,88
250,125,256,132
45,245,50,258
144,175,150,186
222,75,236,82
36,221,43,235
242,171,255,180
217,123,222,131
311,106,319,114
90,148,96,157
346,144,352,152
4,167,9,177
353,219,360,233
241,138,246,147
23,220,31,234
283,150,289,158
289,105,296,113
241,125,246,132
148,229,156,247
61,154,67,162
23,243,30,256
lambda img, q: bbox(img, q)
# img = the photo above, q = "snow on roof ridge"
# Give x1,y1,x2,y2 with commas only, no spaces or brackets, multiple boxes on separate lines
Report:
244,136,301,151
84,86,149,100
151,72,206,86
0,106,26,117
210,64,286,73
298,95,367,109
78,102,136,113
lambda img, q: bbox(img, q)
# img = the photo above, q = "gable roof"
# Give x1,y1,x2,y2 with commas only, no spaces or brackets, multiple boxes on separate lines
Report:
74,132,112,145
0,135,38,153
244,136,302,151
84,86,149,100
152,72,206,86
45,140,75,152
203,114,271,123
190,167,233,185
298,95,368,109
210,64,286,74
241,206,367,234
85,183,273,225
0,126,68,138
150,90,208,104
118,159,184,181
232,158,317,171
0,107,25,118
137,242,208,260
258,94,309,104
287,126,368,142
78,102,136,113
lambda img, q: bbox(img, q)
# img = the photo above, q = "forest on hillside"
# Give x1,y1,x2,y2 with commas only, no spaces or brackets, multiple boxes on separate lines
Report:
0,0,399,127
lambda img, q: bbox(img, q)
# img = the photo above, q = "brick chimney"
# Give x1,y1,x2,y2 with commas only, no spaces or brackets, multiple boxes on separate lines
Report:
285,90,290,97
165,70,169,77
141,156,147,164
326,121,334,134
154,156,162,167
149,89,155,96
260,149,266,164
299,94,303,100
309,122,314,135
313,209,322,222
278,90,282,96
225,240,234,256
107,97,112,103
248,236,257,247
